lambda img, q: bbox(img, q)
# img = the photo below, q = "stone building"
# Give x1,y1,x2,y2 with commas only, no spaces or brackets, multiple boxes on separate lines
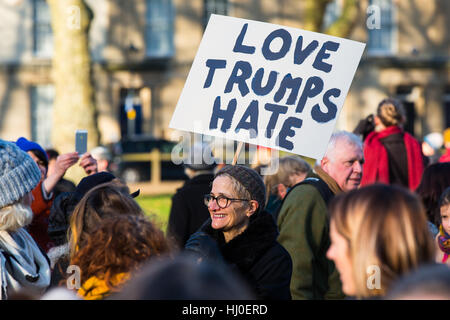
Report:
0,0,448,150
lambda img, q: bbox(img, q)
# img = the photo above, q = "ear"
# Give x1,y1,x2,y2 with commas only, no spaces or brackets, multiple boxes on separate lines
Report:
246,200,259,217
320,156,330,171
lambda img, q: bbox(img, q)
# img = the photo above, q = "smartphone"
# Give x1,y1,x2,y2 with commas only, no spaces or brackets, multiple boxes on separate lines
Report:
75,130,88,155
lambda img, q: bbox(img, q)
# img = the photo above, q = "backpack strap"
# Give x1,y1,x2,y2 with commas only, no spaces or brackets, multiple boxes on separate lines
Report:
277,177,335,299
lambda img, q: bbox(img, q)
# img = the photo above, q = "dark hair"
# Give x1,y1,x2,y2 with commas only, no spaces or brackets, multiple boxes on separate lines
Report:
30,149,49,168
415,162,450,226
71,215,173,293
387,263,450,299
46,148,59,161
110,253,255,300
439,186,450,208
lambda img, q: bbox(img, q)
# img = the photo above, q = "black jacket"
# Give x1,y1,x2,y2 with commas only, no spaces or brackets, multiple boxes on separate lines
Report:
167,173,214,248
187,210,292,300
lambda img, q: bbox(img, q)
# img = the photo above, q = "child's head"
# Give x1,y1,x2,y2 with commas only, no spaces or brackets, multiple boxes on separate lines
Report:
439,186,450,235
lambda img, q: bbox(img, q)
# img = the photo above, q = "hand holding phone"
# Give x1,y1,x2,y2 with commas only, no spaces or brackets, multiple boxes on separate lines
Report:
75,130,88,156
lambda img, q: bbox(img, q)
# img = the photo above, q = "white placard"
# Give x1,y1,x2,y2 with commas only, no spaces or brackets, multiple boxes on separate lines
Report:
170,14,365,160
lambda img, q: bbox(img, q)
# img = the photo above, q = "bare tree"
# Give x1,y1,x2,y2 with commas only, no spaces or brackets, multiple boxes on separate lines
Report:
47,0,99,180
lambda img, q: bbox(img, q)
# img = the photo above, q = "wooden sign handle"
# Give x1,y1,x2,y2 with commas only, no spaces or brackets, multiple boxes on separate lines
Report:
231,141,244,165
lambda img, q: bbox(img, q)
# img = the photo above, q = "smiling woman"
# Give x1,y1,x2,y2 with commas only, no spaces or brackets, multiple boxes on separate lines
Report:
185,165,293,300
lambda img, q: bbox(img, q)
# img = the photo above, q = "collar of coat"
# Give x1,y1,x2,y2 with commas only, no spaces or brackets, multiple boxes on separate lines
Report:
313,165,343,195
199,210,279,272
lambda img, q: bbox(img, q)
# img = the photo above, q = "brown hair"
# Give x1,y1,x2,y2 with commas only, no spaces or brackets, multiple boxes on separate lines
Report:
377,98,406,127
69,181,144,257
70,215,173,293
329,184,435,298
263,156,311,203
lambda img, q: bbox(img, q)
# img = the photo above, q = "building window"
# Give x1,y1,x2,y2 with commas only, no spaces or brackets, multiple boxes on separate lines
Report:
367,0,396,55
31,85,54,148
396,86,416,136
203,0,228,29
33,0,53,57
145,0,174,58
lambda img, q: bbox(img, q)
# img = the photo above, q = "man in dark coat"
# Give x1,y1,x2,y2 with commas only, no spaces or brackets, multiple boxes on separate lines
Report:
167,142,216,248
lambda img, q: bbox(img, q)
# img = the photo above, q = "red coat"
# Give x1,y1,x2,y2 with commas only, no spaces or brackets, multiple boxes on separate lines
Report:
29,180,55,252
361,126,424,190
440,149,450,163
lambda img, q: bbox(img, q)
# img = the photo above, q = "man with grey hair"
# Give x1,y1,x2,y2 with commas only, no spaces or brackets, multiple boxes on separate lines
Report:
277,131,364,300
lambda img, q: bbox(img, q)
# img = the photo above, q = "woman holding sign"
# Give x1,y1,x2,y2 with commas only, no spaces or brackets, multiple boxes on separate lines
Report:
185,165,292,300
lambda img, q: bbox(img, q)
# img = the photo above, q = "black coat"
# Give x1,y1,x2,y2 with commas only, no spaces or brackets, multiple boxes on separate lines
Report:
189,210,292,300
167,173,214,248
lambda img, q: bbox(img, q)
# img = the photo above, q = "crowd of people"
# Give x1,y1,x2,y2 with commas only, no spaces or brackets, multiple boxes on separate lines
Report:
0,97,449,300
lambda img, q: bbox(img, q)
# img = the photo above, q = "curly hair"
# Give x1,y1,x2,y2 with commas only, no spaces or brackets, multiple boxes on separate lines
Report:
69,181,145,257
70,215,173,293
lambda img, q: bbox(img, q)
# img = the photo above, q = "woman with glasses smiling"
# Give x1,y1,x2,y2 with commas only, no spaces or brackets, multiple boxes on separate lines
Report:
185,165,292,300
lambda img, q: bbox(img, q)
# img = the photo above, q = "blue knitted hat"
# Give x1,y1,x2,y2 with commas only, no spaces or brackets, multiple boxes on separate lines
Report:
0,140,41,208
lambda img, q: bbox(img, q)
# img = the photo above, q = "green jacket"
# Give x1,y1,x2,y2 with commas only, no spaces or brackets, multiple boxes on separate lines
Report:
277,169,345,300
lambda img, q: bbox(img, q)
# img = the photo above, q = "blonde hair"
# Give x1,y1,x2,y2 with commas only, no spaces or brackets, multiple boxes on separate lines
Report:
0,197,33,232
329,184,434,298
377,98,406,127
264,156,311,203
69,181,144,258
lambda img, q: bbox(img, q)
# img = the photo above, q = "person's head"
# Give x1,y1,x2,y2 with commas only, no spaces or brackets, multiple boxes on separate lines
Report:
422,132,443,157
375,98,406,129
264,155,311,202
45,148,59,177
387,263,450,300
69,181,144,257
415,162,450,226
15,137,49,179
320,131,364,192
204,165,266,242
110,253,255,300
439,186,450,235
90,146,112,172
70,215,173,293
49,172,129,246
326,184,435,299
0,140,41,231
182,141,216,178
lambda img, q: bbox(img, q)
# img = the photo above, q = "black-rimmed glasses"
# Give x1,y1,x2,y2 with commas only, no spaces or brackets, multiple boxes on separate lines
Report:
203,194,250,209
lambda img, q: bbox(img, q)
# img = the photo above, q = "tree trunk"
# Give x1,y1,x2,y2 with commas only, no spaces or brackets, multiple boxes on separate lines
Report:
304,0,359,39
47,0,99,182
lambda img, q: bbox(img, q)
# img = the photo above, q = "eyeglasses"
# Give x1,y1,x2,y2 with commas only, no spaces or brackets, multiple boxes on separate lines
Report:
203,194,250,209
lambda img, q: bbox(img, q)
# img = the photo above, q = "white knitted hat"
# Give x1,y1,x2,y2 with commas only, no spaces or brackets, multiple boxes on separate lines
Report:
0,140,41,208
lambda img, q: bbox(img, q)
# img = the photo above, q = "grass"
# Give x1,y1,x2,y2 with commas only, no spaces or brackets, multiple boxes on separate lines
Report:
136,194,173,233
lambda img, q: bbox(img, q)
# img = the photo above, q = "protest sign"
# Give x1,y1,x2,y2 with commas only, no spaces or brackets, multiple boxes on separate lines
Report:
169,14,365,160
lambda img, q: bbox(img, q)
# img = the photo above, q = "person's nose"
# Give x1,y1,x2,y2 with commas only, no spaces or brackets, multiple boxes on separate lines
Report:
208,198,219,210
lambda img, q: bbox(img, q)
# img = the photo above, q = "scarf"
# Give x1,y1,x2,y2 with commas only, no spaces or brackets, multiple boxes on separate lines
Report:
0,228,51,299
78,272,129,300
314,165,343,195
438,224,450,263
361,126,424,190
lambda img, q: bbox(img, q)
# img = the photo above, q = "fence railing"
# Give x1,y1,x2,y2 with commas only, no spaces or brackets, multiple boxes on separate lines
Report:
121,149,173,185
